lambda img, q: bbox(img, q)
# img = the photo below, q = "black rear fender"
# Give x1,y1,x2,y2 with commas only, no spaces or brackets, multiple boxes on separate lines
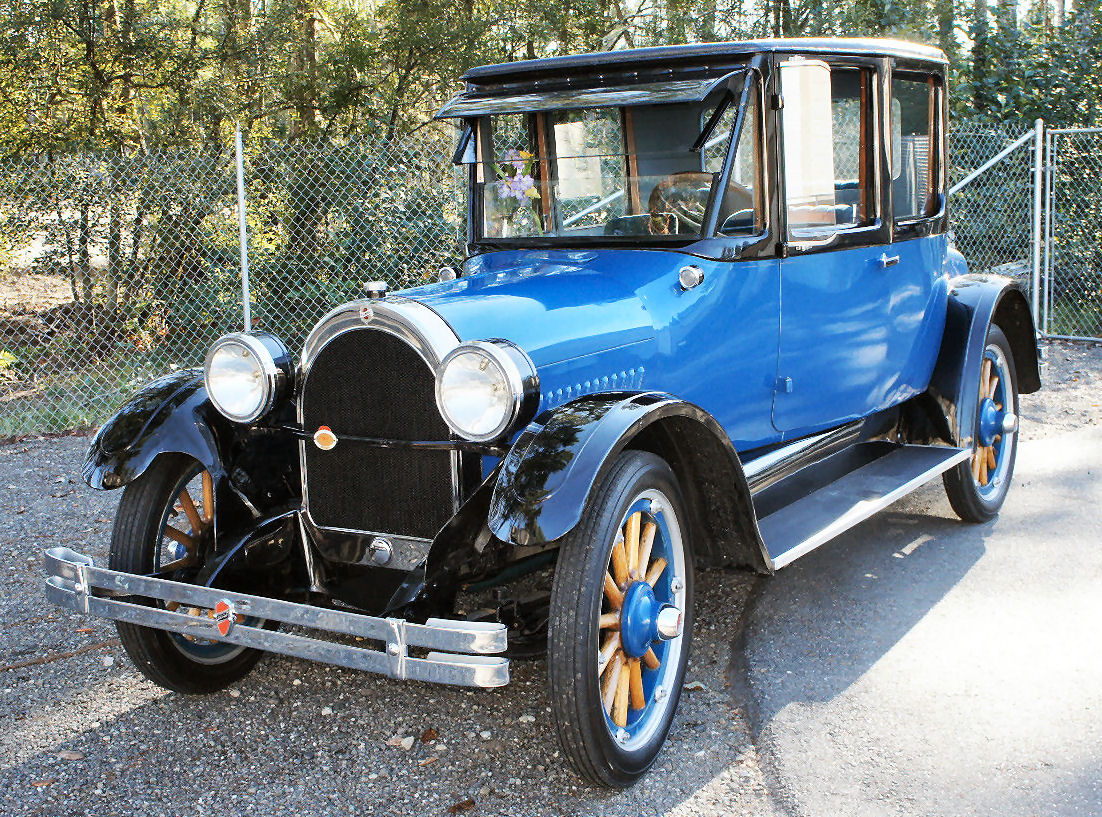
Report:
924,275,1041,448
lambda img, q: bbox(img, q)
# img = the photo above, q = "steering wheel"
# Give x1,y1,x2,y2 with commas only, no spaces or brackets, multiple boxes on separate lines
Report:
647,172,754,235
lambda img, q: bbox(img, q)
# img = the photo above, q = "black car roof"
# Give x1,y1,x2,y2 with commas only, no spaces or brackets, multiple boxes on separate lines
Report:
463,38,947,85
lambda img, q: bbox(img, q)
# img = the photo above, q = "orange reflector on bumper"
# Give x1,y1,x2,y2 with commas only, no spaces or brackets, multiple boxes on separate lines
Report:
313,425,338,450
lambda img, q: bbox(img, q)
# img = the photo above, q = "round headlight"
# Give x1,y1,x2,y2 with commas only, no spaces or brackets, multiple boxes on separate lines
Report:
204,332,291,423
435,341,538,442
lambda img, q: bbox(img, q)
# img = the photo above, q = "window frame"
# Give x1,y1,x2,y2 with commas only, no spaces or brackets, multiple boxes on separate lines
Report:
701,66,769,240
890,68,947,239
774,53,890,256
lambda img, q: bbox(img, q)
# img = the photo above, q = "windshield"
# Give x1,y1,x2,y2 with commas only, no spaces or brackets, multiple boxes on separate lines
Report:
466,76,763,243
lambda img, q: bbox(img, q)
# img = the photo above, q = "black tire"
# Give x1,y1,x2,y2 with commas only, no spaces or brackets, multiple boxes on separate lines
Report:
548,450,694,787
944,324,1020,523
111,454,265,694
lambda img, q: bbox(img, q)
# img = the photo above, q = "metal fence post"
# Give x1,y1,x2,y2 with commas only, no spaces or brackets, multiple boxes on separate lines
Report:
235,124,252,331
1043,129,1055,336
1031,118,1044,334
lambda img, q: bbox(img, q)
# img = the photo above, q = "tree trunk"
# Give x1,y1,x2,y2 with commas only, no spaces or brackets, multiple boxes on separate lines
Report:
971,0,990,114
290,0,320,139
78,202,94,304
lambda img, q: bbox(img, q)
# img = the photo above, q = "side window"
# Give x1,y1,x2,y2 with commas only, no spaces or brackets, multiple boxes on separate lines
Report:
703,102,738,173
715,89,763,236
892,76,940,222
780,60,874,240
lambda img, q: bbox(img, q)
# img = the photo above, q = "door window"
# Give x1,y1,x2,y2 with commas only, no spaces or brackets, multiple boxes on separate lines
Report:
892,76,940,222
780,60,874,240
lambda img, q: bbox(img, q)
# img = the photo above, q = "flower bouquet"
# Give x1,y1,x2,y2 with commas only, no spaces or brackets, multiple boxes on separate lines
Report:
493,149,542,235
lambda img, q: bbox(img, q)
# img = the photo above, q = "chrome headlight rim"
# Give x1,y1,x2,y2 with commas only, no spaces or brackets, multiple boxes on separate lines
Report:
203,331,291,423
435,339,539,443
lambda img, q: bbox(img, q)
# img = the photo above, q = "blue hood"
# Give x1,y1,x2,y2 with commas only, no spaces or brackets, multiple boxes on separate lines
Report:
402,249,667,367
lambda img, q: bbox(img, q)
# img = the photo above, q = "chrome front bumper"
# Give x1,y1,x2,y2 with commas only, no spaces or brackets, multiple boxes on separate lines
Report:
44,547,509,688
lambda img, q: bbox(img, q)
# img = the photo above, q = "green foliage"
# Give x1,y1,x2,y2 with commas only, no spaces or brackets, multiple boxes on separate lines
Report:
4,0,1100,157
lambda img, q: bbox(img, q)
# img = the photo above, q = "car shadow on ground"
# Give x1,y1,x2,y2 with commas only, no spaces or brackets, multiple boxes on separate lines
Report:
731,492,991,731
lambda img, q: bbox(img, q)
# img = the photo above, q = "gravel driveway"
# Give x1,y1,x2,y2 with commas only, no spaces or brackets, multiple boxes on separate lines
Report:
1,340,1098,817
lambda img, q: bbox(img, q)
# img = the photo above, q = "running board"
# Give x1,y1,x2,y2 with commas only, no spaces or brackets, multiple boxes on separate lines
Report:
758,445,970,569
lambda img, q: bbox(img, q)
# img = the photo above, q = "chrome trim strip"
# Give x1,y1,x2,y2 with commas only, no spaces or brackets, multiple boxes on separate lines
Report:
300,297,461,376
297,297,464,541
743,432,834,480
44,547,509,688
743,421,863,493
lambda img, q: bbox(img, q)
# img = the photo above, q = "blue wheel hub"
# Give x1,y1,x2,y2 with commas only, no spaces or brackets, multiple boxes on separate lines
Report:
620,581,660,658
978,397,1002,447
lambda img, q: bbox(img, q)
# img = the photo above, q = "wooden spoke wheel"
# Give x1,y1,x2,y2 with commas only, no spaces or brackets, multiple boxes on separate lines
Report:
548,451,693,788
598,500,685,736
154,463,254,660
945,325,1020,523
110,454,267,692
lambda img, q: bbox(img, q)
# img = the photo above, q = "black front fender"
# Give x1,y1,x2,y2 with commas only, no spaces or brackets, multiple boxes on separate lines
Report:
82,369,228,489
488,392,771,572
927,275,1041,447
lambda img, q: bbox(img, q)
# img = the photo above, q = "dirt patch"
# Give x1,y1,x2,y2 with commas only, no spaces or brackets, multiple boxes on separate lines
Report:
0,272,73,317
1021,339,1102,439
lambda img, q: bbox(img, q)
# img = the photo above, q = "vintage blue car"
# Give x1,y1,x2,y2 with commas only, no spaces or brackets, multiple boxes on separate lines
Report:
45,37,1040,786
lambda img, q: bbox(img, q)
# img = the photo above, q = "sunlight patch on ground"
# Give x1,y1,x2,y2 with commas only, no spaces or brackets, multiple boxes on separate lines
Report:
0,674,167,768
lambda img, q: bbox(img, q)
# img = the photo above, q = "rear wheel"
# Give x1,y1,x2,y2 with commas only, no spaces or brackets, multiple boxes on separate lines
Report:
548,451,693,787
111,454,265,693
944,324,1020,523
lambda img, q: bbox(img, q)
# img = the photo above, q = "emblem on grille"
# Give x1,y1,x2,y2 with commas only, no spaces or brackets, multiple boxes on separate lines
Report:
313,425,338,450
359,305,374,323
213,599,235,636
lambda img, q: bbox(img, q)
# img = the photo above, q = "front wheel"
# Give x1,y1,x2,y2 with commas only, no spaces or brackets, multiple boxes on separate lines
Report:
548,450,694,787
944,324,1020,523
111,453,266,693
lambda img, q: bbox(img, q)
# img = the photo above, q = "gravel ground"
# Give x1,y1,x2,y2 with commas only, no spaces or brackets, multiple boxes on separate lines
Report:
0,339,1098,817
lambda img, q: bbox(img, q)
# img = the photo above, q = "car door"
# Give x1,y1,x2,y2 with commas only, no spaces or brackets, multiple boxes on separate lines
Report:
886,71,950,395
771,56,935,436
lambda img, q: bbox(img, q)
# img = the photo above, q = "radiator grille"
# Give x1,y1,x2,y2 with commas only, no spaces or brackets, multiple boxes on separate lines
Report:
301,329,454,540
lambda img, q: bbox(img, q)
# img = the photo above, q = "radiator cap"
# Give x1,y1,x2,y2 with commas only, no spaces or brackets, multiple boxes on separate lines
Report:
363,281,388,300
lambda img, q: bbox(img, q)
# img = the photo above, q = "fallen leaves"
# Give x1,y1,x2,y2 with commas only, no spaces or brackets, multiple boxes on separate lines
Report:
30,779,57,788
420,727,438,743
448,799,476,813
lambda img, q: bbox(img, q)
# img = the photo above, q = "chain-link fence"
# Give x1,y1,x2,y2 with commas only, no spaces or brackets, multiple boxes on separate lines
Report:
1044,128,1102,340
0,120,1068,438
948,123,1037,286
0,129,463,436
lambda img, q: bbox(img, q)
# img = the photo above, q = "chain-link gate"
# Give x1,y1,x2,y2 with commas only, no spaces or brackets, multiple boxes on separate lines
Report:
948,122,1042,307
1043,128,1102,340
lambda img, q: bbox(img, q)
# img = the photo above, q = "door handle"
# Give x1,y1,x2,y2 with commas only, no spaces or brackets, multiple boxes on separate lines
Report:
878,253,900,269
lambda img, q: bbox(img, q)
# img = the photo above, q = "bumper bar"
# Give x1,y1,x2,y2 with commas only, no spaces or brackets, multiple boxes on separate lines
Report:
44,547,509,688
